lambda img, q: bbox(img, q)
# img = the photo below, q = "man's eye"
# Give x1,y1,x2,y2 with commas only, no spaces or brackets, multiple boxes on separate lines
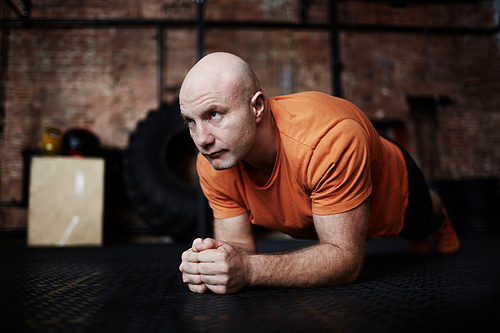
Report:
209,112,220,119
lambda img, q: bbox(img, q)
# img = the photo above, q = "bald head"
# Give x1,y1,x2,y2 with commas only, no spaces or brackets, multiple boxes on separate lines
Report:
180,52,261,107
179,53,275,172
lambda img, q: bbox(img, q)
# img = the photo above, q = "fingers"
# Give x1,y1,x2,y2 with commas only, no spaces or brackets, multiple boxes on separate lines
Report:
181,248,199,266
193,238,223,252
181,270,202,284
201,274,241,295
180,246,207,278
181,248,226,275
197,262,228,279
188,283,208,294
196,248,225,263
180,239,225,273
182,270,208,294
180,240,211,273
205,283,230,295
180,240,214,294
182,271,206,291
179,258,199,275
180,239,242,294
180,256,208,294
191,238,204,252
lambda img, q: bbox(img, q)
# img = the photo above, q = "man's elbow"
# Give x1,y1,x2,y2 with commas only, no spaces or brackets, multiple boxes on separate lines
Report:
327,255,364,286
343,264,362,284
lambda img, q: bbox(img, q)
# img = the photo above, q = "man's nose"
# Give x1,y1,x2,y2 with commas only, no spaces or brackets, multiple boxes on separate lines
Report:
193,122,214,148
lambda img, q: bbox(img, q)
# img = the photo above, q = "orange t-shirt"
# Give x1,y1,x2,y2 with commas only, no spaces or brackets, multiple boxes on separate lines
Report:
197,92,409,240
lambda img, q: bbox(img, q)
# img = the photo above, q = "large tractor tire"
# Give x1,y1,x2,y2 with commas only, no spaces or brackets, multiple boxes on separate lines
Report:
123,102,201,241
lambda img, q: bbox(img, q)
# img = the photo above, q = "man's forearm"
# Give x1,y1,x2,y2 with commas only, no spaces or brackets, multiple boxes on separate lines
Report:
187,202,369,294
244,242,364,288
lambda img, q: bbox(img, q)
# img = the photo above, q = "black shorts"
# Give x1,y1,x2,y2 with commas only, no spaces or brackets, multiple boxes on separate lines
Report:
387,139,441,241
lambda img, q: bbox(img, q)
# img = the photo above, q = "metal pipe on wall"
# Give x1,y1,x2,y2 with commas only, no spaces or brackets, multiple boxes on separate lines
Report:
157,26,164,108
1,18,498,35
0,0,12,207
196,0,205,61
328,0,342,97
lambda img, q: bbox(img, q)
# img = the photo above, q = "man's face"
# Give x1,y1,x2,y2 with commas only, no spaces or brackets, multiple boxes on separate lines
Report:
180,87,256,171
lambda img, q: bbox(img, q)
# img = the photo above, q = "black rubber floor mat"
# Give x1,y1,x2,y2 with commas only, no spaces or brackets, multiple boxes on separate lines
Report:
1,238,499,333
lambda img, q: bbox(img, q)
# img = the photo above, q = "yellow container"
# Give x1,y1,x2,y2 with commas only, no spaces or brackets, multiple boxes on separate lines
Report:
41,127,63,155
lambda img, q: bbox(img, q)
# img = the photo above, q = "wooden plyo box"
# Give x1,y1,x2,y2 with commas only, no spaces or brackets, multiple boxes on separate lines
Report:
28,157,105,246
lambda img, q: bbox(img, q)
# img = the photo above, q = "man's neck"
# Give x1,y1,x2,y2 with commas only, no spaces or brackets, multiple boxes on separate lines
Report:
241,111,277,187
242,160,274,187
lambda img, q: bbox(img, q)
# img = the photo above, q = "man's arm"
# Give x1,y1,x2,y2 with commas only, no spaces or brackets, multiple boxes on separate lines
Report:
179,199,369,294
246,199,369,288
213,213,258,254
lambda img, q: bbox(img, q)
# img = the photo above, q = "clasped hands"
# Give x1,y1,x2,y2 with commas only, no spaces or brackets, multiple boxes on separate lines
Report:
179,238,250,294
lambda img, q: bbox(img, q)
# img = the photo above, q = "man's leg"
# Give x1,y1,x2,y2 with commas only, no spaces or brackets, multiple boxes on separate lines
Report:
428,190,460,255
429,189,444,219
406,188,460,255
386,137,459,254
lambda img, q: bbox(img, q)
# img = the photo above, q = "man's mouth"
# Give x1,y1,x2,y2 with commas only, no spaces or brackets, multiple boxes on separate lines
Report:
204,150,224,159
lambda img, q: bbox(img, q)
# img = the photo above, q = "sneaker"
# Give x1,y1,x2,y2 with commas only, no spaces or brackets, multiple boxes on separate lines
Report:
433,208,460,255
407,237,432,254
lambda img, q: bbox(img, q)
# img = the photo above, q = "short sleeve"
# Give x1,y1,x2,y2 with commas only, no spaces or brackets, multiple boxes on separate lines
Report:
308,119,372,216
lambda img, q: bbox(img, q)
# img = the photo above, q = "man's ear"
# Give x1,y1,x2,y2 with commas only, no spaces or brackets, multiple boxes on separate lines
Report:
251,91,266,123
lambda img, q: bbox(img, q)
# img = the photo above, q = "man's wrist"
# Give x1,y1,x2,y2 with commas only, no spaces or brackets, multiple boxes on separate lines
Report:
243,253,257,287
243,253,273,287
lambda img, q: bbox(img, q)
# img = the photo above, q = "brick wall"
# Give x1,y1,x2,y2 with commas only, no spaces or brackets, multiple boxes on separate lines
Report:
1,0,499,230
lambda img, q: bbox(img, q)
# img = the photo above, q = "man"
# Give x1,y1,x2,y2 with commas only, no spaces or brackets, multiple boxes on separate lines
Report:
178,52,459,295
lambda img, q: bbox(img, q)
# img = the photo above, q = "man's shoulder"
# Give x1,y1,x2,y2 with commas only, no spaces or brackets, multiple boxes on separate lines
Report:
269,91,351,110
269,91,363,149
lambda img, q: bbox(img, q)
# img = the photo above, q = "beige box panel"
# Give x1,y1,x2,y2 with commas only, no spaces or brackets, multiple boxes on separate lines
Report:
28,157,104,246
